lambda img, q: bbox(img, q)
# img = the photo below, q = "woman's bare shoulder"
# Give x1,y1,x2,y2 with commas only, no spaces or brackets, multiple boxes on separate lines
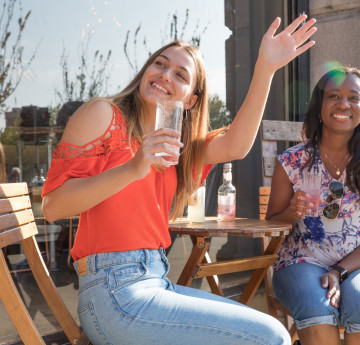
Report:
60,99,114,146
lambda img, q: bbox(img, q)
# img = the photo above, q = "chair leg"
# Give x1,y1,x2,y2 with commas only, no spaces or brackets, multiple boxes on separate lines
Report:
0,250,45,345
21,236,81,345
289,323,298,344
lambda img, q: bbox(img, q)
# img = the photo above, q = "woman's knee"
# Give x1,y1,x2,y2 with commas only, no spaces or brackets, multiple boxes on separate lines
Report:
273,264,336,321
339,270,360,332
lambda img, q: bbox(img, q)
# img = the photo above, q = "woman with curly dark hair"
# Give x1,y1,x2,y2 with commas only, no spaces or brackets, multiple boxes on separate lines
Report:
267,66,360,345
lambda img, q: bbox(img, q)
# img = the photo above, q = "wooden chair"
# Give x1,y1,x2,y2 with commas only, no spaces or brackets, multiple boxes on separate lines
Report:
260,119,345,343
0,182,81,345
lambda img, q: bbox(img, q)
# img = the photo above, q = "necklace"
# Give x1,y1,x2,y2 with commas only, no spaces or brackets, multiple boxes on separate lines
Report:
320,147,350,176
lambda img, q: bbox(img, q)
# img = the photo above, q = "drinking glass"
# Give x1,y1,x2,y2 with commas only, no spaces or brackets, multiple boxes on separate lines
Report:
302,172,321,217
187,184,206,223
155,99,184,165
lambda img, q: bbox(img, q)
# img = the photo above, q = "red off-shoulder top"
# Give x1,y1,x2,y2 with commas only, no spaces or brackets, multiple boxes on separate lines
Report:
42,107,212,261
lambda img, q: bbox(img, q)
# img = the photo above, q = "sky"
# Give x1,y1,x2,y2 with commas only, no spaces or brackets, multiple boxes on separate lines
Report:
5,0,231,109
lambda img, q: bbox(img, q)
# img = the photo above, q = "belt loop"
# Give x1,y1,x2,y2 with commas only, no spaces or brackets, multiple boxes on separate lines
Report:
91,254,96,274
144,249,150,265
159,247,166,260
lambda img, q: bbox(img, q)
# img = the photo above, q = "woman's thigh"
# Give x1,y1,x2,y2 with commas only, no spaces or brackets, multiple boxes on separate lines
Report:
339,269,360,333
273,263,339,330
77,251,290,345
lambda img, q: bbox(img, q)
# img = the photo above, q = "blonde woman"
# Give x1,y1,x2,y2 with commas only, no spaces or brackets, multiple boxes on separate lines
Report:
42,15,316,345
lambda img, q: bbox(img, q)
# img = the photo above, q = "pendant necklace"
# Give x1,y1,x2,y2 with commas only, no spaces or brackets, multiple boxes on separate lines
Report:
320,147,350,176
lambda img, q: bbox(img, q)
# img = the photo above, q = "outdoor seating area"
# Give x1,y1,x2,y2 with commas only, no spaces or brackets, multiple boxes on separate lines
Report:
0,119,350,344
1,1,359,344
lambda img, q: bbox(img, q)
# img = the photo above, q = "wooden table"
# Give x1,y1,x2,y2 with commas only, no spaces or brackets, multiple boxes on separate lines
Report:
169,217,292,305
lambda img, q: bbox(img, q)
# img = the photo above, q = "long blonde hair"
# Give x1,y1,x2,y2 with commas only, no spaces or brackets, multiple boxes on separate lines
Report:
108,40,211,219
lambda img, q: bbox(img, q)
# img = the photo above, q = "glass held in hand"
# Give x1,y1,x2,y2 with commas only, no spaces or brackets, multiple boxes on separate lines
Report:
301,172,321,217
155,99,184,165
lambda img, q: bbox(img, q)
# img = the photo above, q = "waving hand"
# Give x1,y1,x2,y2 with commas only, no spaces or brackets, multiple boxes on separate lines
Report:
258,14,317,74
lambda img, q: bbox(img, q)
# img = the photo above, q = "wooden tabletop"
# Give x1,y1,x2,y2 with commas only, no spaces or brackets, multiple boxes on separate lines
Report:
169,217,292,238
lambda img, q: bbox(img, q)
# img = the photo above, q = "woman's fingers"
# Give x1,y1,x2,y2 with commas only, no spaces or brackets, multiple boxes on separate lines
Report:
292,18,316,41
140,130,183,166
321,272,341,308
328,287,341,308
294,40,316,58
291,190,313,218
295,28,317,50
284,14,308,35
265,17,281,38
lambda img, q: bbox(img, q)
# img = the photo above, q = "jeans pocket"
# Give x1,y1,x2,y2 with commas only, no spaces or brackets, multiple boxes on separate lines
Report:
78,301,111,345
112,262,147,288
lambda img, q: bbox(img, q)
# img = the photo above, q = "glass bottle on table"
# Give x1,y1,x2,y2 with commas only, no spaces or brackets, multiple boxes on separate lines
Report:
217,162,236,221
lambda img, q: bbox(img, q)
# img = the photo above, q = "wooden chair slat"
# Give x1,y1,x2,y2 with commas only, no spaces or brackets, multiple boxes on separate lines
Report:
0,182,28,198
262,120,303,141
259,186,271,195
0,182,81,344
0,222,38,248
259,195,270,204
0,209,34,231
0,195,31,213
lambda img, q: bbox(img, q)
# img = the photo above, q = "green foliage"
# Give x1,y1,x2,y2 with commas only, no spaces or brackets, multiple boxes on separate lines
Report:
0,0,37,109
209,94,231,129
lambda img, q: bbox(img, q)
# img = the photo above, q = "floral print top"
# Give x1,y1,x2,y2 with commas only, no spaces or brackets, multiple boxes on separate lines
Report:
274,142,360,272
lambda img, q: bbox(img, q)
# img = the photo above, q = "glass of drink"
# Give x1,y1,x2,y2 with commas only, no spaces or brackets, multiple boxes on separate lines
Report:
187,184,206,223
155,99,184,165
302,172,321,217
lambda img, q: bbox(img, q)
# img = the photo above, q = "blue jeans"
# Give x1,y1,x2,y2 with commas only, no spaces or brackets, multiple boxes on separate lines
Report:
273,263,360,333
74,249,290,345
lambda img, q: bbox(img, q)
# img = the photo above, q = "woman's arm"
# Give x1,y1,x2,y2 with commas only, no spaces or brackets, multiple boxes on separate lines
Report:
204,15,316,165
42,100,183,221
266,160,312,226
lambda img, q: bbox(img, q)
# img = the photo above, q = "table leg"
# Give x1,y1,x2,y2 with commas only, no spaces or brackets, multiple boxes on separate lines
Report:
238,236,284,305
189,237,224,297
176,236,210,286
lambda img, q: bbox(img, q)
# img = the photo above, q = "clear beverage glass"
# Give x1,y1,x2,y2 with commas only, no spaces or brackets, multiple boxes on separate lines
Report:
155,99,184,165
302,172,321,217
187,184,206,223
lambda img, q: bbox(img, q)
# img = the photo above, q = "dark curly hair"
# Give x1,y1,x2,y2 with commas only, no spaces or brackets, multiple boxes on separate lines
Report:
302,66,360,193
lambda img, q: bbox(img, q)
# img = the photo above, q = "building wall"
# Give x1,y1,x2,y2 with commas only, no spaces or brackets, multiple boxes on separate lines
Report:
224,0,360,219
309,0,360,89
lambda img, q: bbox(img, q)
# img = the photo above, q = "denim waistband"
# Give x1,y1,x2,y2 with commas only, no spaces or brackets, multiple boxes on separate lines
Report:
74,248,167,276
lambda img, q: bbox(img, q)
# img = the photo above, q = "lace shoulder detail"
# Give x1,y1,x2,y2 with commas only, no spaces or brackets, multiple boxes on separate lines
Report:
53,107,136,160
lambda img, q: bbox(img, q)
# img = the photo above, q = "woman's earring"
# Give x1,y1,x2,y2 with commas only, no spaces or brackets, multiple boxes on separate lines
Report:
319,117,322,123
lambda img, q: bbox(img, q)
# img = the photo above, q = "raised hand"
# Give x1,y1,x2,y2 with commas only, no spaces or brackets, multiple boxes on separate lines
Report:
258,14,317,74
